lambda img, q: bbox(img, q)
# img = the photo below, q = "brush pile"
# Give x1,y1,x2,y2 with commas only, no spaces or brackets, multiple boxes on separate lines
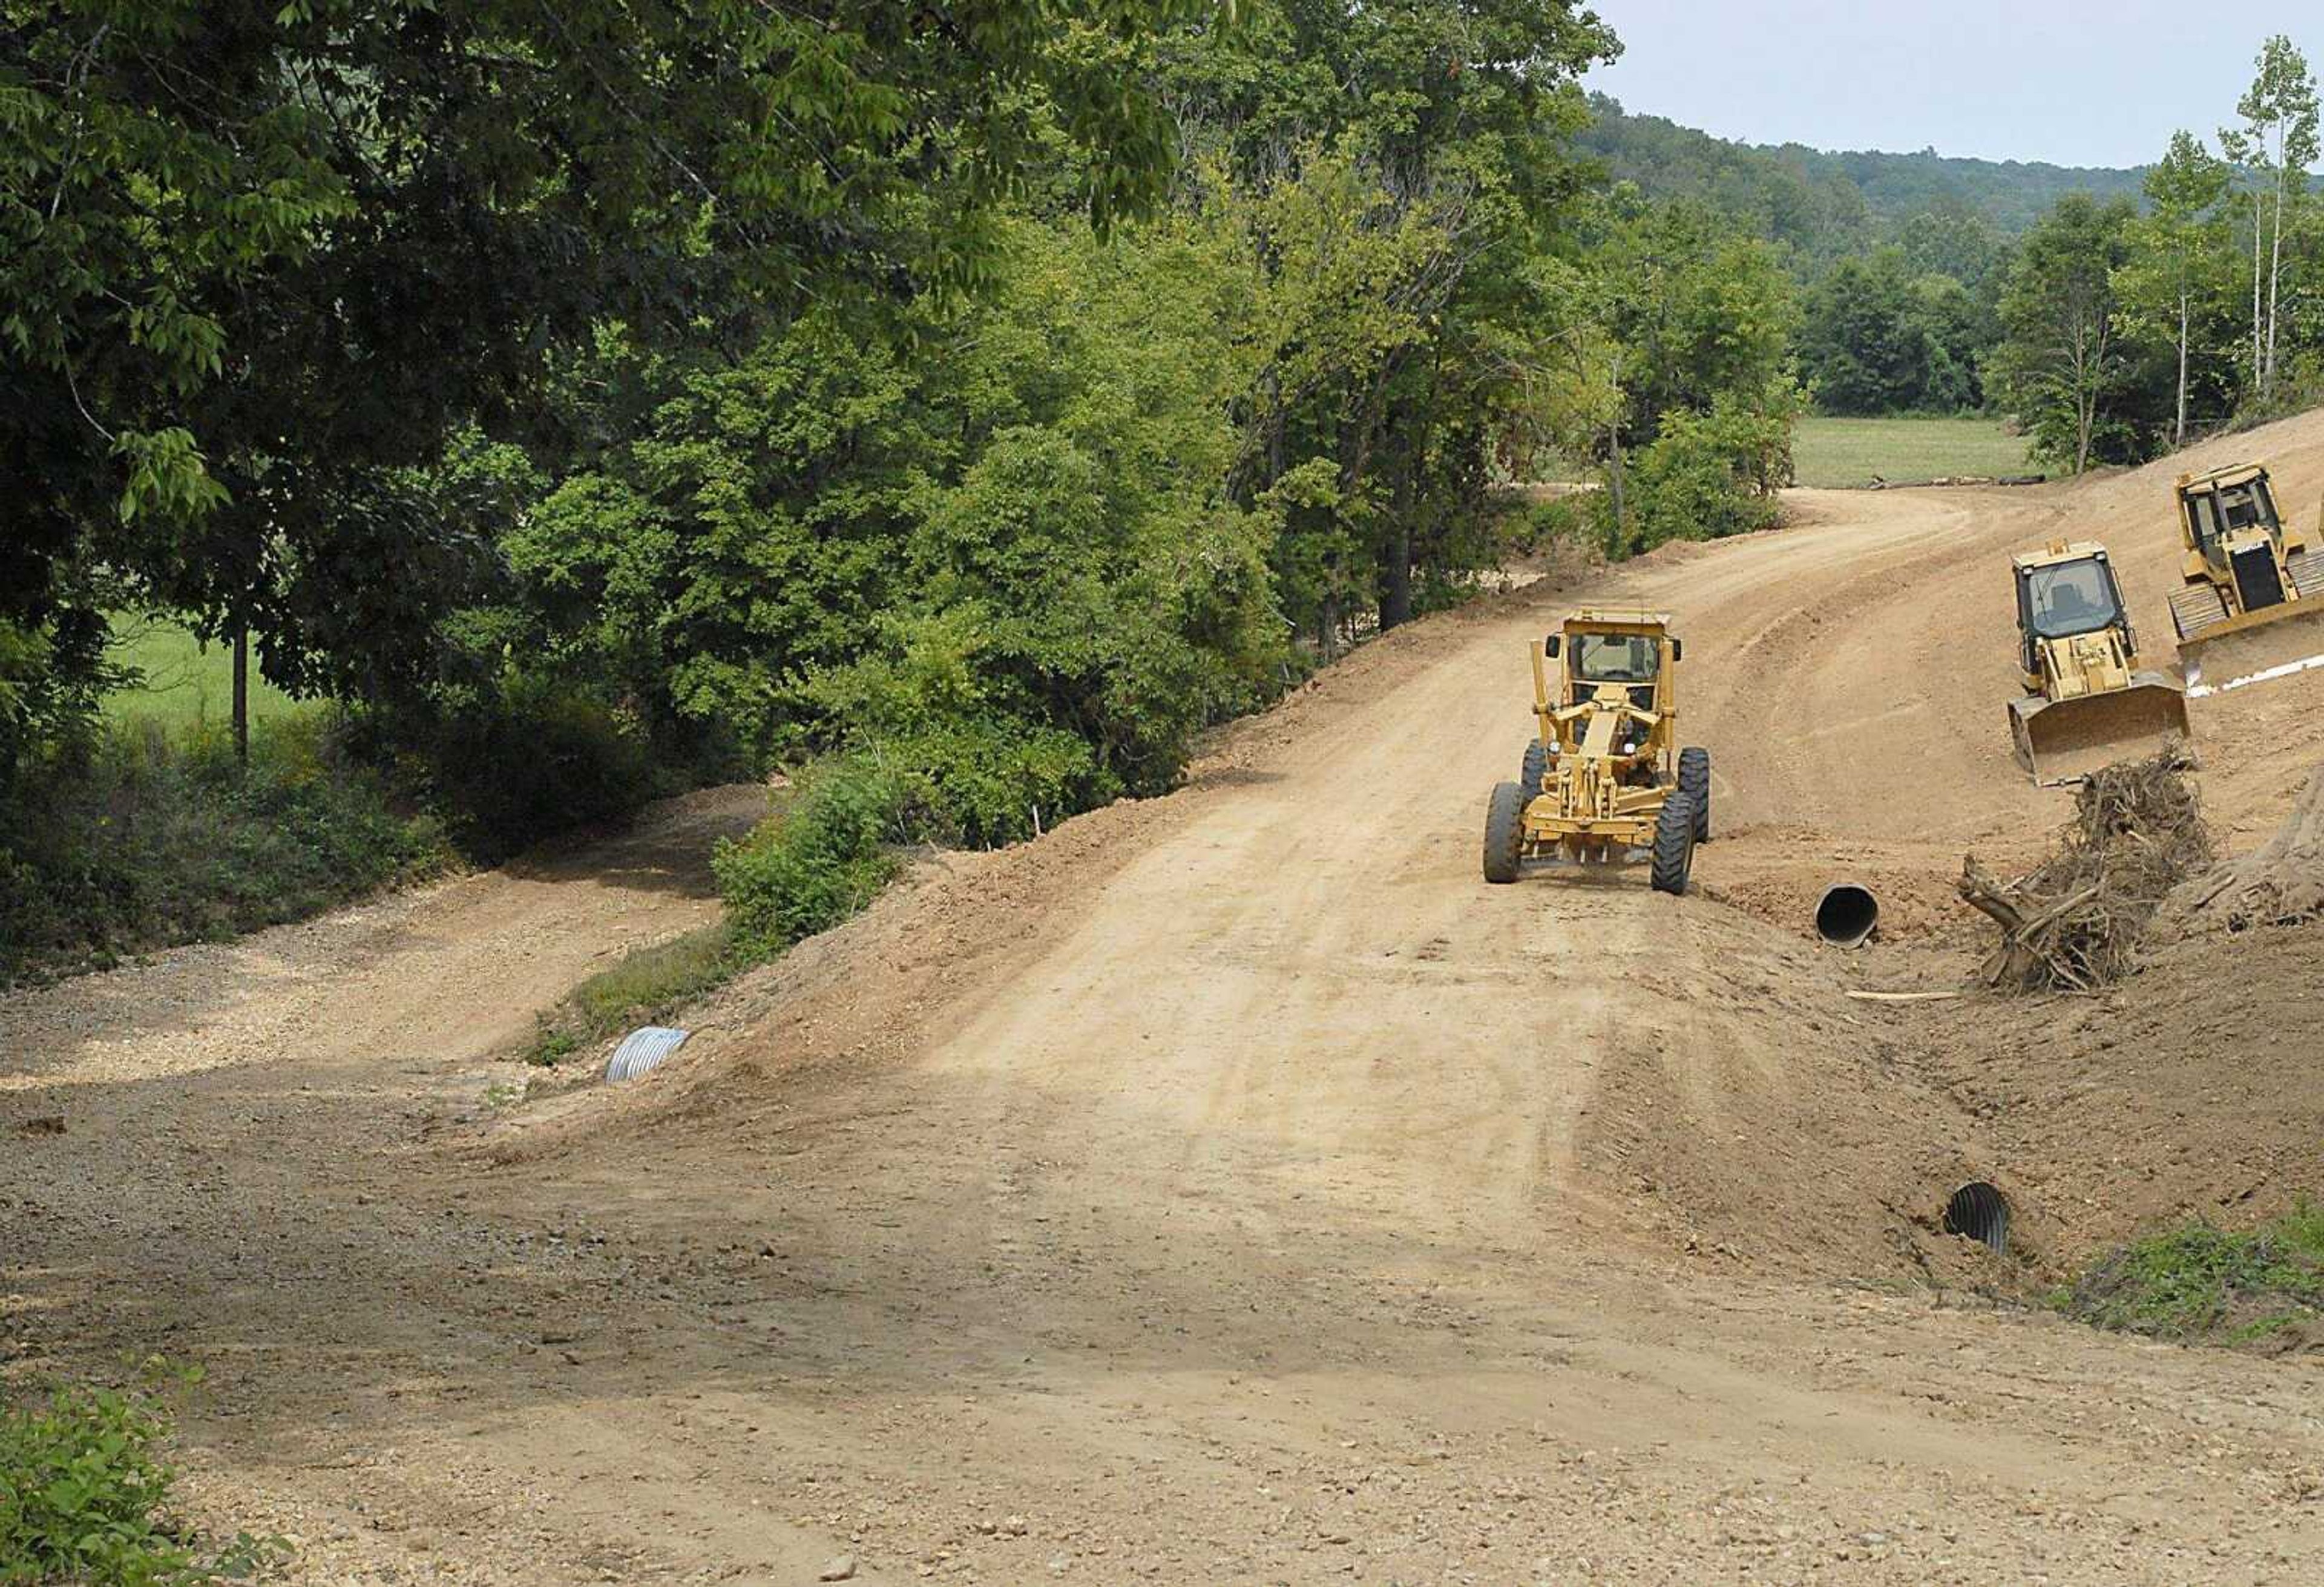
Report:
1960,753,2212,991
2170,763,2324,933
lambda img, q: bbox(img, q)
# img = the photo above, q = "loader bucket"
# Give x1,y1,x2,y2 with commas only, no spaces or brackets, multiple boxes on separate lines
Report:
2009,676,2193,787
2181,600,2324,699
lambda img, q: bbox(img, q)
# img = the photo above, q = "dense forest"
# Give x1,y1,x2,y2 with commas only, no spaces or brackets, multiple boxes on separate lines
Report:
1592,50,2324,462
1577,96,2151,258
2,5,2320,984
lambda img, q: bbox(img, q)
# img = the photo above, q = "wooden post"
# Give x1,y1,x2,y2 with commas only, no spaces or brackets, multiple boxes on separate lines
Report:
232,620,249,764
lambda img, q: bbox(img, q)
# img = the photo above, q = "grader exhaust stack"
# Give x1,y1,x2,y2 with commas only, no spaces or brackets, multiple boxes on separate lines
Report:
2008,542,2191,787
2168,463,2324,698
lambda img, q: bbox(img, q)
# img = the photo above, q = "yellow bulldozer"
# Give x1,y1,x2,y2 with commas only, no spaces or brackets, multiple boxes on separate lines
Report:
1482,609,1706,895
2008,540,2191,785
2167,462,2324,698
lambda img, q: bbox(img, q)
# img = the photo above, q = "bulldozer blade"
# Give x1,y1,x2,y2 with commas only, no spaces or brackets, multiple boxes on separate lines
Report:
2011,677,2193,787
2180,601,2324,699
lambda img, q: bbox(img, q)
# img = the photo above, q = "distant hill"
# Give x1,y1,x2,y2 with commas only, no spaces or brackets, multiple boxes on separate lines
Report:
1575,95,2148,260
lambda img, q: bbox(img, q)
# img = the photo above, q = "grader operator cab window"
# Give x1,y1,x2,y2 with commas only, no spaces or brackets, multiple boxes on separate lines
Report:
1569,633,1660,684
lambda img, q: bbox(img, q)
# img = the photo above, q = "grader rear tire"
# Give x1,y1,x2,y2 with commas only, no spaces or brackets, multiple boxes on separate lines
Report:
1650,792,1697,897
1677,746,1712,842
1483,781,1526,884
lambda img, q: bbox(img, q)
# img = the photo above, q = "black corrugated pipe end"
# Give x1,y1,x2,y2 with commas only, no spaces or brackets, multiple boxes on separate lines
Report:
1814,883,1879,947
1943,1181,2011,1255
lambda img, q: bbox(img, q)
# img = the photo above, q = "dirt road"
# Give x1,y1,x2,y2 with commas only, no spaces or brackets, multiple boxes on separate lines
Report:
9,424,2324,1585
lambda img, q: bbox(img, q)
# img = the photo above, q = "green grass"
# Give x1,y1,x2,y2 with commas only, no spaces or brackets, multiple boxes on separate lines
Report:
1791,416,2037,489
525,923,745,1064
2053,1202,2324,1344
104,615,305,731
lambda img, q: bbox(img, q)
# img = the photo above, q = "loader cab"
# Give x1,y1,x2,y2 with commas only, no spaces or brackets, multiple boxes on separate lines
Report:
2014,549,2132,677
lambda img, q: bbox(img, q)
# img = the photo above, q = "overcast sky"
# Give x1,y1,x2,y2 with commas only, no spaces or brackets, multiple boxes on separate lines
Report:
1584,2,2317,168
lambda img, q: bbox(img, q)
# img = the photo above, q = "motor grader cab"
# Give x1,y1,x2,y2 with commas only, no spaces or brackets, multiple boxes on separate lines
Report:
1481,609,1709,895
2009,541,2191,786
2168,462,2324,697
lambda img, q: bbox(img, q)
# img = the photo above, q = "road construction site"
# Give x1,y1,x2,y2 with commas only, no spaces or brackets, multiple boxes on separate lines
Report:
7,413,2324,1585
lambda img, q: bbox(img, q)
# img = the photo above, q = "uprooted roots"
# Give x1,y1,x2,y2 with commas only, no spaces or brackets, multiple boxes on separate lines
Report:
1960,753,2213,992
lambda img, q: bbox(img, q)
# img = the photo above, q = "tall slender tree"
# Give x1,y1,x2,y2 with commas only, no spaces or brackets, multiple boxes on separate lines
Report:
2224,36,2320,401
2122,131,2233,447
1992,196,2136,474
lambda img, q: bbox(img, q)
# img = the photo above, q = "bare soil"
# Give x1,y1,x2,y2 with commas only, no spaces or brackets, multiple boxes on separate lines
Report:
11,417,2324,1584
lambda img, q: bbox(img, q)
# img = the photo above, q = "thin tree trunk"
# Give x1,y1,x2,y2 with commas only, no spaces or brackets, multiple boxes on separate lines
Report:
1604,349,1627,542
2176,291,2190,447
2267,154,2290,393
2253,182,2267,394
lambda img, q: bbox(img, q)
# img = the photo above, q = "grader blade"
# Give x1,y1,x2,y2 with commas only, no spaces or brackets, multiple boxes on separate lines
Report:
2181,600,2324,699
2011,676,2192,787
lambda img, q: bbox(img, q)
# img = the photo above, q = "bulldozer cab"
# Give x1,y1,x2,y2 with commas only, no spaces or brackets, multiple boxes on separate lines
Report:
2007,541,2191,785
2178,464,2282,570
2015,549,2132,671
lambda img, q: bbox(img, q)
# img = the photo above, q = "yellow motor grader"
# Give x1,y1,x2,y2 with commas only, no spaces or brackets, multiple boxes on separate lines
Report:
2008,540,2191,785
2167,462,2324,698
1482,609,1706,895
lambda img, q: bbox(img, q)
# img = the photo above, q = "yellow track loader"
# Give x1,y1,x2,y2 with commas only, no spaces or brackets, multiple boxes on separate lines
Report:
1482,609,1707,895
2168,462,2324,698
2009,540,2191,786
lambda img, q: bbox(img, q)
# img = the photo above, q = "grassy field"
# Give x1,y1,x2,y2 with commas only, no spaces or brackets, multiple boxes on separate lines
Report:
105,615,306,731
1792,416,2037,489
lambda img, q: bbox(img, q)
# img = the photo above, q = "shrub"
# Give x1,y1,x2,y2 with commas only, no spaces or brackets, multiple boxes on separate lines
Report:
351,675,663,861
0,715,450,986
0,1373,284,1583
714,759,901,955
1605,399,1791,559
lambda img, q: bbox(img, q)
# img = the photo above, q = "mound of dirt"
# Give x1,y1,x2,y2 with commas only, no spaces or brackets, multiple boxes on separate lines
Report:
1913,913,2324,1274
2170,761,2324,934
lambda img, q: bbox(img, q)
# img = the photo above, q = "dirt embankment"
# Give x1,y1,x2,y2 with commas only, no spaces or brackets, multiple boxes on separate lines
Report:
11,414,2324,1584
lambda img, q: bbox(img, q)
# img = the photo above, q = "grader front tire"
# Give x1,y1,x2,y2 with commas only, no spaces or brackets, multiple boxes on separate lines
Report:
1650,791,1698,897
1520,738,1549,795
1677,746,1712,842
1483,781,1527,884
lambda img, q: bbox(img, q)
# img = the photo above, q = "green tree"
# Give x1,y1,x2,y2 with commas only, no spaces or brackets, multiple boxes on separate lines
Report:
1,0,1221,756
2222,34,2320,401
1164,0,1618,634
1992,195,2136,473
2120,131,2234,447
1799,249,1934,414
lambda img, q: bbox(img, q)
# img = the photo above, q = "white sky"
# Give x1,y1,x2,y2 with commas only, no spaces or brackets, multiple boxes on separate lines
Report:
1584,2,2319,168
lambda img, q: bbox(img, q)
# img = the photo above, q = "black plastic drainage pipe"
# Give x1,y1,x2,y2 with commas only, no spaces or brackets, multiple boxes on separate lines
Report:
1943,1181,2011,1255
1814,883,1880,947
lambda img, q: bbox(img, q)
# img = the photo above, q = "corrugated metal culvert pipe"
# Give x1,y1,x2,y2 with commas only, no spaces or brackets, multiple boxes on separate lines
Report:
605,1026,689,1082
1943,1181,2011,1254
1814,883,1879,947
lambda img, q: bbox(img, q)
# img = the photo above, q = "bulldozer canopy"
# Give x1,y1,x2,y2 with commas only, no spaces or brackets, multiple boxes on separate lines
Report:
2021,556,2124,641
